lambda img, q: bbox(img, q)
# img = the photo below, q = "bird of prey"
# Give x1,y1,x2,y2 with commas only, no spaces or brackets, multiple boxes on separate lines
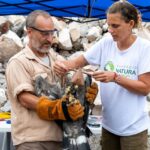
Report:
34,69,92,150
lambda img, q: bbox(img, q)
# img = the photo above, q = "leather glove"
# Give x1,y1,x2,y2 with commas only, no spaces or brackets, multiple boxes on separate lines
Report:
86,82,98,104
36,96,84,121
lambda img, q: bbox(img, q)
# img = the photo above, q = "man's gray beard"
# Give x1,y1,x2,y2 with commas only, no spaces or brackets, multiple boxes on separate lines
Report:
31,40,51,53
33,44,51,53
36,47,50,53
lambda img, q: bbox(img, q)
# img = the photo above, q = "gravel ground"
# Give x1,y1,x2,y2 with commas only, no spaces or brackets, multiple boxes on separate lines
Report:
88,134,101,150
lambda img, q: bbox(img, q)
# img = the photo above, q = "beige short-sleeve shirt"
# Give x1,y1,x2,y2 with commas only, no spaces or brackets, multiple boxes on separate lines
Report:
6,45,64,145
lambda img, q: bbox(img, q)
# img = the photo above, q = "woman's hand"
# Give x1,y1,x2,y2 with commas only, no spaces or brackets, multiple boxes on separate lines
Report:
92,71,115,82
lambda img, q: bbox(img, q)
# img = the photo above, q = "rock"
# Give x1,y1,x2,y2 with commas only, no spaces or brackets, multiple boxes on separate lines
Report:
87,26,102,42
0,88,7,104
80,23,89,37
11,20,25,37
7,15,26,25
52,17,67,31
0,37,21,63
8,15,26,37
72,38,83,50
0,101,11,112
0,16,7,25
134,27,150,40
59,50,70,58
58,28,72,50
1,30,23,48
69,22,80,42
102,23,108,32
83,41,97,51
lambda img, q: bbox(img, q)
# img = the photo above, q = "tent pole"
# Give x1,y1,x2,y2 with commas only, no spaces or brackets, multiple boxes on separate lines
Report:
87,0,91,17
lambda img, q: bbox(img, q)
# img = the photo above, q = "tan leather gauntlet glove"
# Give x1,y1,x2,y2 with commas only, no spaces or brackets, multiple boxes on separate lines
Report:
86,82,98,104
36,96,84,121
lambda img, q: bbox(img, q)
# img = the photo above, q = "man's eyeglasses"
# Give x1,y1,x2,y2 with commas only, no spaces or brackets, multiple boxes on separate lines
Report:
29,26,58,37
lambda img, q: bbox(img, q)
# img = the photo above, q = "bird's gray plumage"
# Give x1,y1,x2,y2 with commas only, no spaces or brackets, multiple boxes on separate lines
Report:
34,72,92,150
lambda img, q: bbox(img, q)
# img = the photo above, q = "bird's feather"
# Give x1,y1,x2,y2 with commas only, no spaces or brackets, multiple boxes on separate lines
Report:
34,70,92,150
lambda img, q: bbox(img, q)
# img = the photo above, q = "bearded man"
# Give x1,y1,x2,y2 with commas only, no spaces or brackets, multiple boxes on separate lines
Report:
6,10,98,150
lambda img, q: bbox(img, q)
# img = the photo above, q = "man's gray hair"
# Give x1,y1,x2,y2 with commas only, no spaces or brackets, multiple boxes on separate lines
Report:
26,10,51,28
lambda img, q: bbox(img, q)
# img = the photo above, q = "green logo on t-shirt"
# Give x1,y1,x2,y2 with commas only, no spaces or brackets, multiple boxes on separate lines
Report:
104,61,115,71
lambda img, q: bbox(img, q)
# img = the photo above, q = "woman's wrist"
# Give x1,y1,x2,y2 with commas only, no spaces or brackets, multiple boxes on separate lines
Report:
113,72,120,83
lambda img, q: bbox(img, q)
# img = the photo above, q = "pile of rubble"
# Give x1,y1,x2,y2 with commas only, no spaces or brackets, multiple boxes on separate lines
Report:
0,15,109,111
0,15,150,112
0,14,150,150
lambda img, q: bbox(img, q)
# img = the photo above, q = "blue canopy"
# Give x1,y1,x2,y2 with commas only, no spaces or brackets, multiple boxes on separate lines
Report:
0,0,150,22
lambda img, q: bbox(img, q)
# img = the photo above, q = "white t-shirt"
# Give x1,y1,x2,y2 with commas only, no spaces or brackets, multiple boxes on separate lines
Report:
84,36,150,136
39,55,50,66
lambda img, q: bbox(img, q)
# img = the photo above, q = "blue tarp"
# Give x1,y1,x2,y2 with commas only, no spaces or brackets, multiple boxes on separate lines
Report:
0,0,150,22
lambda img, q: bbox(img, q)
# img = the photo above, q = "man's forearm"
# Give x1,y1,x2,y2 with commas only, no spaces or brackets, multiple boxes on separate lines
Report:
18,92,39,110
